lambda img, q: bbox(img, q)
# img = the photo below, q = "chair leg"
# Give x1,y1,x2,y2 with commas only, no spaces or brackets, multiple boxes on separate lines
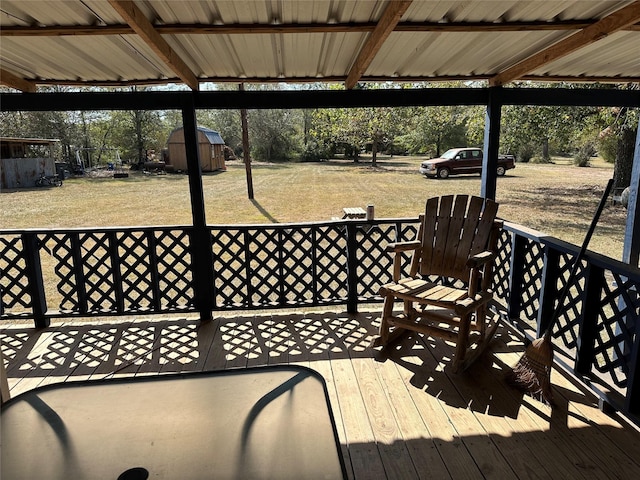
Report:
375,293,395,346
477,304,487,341
452,313,471,373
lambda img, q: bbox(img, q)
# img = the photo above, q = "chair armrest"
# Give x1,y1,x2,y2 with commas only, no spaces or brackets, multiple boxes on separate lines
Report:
386,240,422,282
466,250,496,268
386,240,421,253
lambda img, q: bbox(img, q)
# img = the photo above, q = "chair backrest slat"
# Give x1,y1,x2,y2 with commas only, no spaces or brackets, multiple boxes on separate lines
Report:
447,195,472,274
421,197,440,270
419,195,498,280
430,195,454,273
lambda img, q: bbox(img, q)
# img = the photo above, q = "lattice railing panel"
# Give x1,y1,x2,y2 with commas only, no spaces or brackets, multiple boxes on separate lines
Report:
80,232,117,313
551,254,585,350
280,228,315,306
492,229,512,307
4,220,639,421
211,228,249,308
155,229,194,309
516,238,545,328
248,229,282,307
591,271,639,388
41,233,80,314
118,231,155,312
396,220,421,272
0,234,31,314
313,225,348,303
357,223,399,299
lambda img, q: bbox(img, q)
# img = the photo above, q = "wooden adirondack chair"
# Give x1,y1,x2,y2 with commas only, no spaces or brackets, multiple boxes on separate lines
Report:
375,195,502,372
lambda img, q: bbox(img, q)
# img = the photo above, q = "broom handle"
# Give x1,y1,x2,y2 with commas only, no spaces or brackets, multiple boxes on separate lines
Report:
542,178,614,339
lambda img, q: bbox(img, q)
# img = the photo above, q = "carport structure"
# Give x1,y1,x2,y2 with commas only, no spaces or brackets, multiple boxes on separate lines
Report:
1,2,640,477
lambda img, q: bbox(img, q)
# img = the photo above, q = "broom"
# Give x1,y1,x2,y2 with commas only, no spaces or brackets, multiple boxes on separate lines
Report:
505,178,614,405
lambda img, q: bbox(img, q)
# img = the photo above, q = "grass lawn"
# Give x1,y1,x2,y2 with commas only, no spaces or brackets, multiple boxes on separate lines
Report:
1,155,627,260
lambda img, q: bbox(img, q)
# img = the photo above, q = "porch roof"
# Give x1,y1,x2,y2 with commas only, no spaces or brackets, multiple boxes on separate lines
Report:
1,1,640,92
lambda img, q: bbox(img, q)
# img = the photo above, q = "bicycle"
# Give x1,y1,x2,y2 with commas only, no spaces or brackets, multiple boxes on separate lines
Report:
35,173,63,187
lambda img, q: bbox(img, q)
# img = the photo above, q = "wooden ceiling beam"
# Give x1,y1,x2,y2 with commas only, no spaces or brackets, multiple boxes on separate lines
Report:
345,1,413,89
107,0,199,91
26,73,640,89
490,1,640,87
0,68,37,93
3,20,639,37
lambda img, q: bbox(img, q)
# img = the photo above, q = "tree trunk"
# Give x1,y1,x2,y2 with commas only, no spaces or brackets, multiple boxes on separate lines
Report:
133,110,145,163
80,112,92,168
613,126,635,190
372,138,378,167
542,138,550,162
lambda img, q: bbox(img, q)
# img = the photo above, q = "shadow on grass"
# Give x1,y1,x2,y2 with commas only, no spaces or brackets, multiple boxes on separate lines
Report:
251,199,279,223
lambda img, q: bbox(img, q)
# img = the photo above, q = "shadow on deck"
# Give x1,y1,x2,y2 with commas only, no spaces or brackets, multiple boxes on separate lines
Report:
2,310,640,479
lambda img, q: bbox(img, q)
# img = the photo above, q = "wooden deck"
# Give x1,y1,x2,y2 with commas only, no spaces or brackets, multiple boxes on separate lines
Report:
2,309,639,479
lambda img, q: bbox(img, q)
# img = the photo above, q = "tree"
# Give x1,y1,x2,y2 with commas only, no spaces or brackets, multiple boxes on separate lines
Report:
248,108,302,161
611,107,638,190
412,105,470,157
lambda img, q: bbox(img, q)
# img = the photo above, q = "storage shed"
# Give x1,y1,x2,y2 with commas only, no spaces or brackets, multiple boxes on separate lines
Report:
166,127,226,173
1,137,58,189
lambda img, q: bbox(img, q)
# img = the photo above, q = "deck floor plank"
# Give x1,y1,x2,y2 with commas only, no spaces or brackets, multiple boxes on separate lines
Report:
201,316,229,371
389,349,486,479
302,312,356,480
352,356,420,480
372,352,453,479
3,320,69,396
415,335,519,479
88,317,140,380
490,331,632,480
2,311,639,480
447,335,592,480
332,356,389,479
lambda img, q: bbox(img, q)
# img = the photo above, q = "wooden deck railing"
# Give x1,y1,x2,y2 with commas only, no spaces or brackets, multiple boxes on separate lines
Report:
1,218,638,419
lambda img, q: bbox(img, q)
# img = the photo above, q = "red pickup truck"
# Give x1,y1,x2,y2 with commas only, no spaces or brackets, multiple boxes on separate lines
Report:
419,147,515,179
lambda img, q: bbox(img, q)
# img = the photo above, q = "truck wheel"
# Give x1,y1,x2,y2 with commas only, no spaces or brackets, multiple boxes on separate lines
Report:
437,167,450,179
496,165,506,176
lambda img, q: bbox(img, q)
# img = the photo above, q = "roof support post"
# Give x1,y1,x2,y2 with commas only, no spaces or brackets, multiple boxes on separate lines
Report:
481,87,502,200
623,120,640,267
181,92,214,321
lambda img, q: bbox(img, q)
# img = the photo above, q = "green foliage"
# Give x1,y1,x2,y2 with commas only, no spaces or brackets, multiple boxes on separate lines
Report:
1,83,634,181
300,140,332,162
597,132,618,163
514,143,536,163
248,109,302,161
411,105,473,156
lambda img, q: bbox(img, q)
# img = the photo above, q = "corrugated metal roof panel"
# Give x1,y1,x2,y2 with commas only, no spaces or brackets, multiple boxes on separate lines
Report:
1,1,638,88
2,36,175,82
531,31,640,78
199,128,225,145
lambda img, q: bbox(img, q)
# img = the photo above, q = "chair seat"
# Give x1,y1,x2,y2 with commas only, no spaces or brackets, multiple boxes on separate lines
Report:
379,278,492,316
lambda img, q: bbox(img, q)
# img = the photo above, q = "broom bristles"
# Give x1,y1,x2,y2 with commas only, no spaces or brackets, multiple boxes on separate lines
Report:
505,336,555,406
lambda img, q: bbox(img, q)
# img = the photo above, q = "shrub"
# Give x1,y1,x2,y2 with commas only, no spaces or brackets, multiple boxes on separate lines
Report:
597,134,617,163
300,141,331,162
573,143,595,167
516,143,536,163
